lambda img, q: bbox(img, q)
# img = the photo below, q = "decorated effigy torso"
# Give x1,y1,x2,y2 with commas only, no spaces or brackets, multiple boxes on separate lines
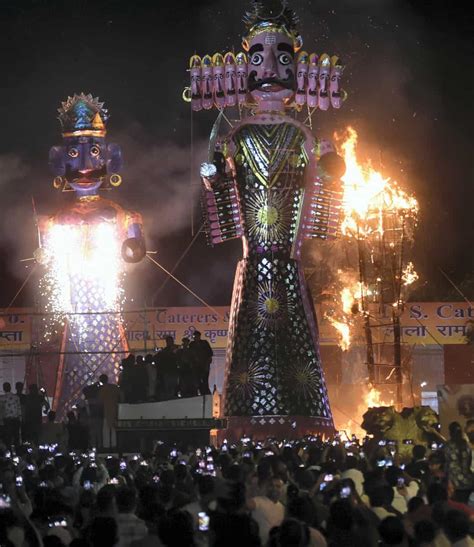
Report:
232,122,308,253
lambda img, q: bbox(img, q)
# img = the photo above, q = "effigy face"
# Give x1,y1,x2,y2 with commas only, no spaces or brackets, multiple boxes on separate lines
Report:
247,31,296,105
49,93,123,197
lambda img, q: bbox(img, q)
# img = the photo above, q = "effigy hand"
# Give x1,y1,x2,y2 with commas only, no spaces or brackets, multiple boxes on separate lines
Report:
200,162,219,191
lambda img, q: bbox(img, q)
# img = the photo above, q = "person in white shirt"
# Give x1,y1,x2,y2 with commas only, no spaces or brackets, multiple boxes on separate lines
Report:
341,456,365,497
385,466,419,514
248,476,285,545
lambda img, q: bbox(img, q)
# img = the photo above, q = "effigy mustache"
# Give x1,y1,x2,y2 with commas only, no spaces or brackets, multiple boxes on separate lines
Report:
248,71,295,91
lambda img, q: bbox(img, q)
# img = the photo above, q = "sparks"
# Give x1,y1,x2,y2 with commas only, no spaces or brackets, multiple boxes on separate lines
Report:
41,222,124,335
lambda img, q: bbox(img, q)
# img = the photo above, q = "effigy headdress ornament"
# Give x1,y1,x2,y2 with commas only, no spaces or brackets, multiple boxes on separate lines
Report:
242,0,303,52
58,92,108,138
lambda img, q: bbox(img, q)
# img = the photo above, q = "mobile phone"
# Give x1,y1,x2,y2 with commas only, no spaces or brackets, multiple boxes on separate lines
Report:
319,482,327,491
199,460,206,469
38,481,48,487
12,457,19,464
27,464,35,471
198,512,210,532
324,474,333,481
120,461,127,470
153,475,160,483
378,440,386,446
377,460,386,467
15,476,23,486
89,462,97,468
108,478,119,485
265,450,274,456
221,445,228,452
340,486,351,498
403,439,413,445
179,460,187,465
140,461,149,467
431,443,438,450
397,478,405,488
347,452,354,456
170,449,177,458
48,519,67,528
206,456,213,462
206,463,214,471
83,480,92,490
243,452,252,458
196,448,202,457
0,495,11,508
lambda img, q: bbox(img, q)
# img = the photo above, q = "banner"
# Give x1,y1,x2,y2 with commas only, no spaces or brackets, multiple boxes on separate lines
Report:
0,308,32,350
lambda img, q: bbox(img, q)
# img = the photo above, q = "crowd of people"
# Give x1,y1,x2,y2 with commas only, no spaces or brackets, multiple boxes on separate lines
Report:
119,332,214,403
0,418,471,546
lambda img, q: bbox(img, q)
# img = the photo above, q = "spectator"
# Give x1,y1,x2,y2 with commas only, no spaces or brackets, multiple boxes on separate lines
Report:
189,331,213,396
15,382,26,442
66,410,89,451
442,509,472,546
158,508,196,547
115,486,148,547
405,445,429,481
23,384,49,444
135,356,148,403
269,518,311,547
385,466,419,514
40,411,67,448
341,455,364,497
86,516,119,547
98,374,120,450
177,338,196,398
144,354,157,401
287,495,327,547
248,476,285,545
0,382,22,446
378,516,409,547
368,485,399,521
83,382,103,450
119,355,135,403
444,421,473,503
156,337,179,400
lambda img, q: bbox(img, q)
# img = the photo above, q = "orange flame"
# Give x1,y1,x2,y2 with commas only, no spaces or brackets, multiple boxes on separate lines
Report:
335,387,395,438
338,127,418,237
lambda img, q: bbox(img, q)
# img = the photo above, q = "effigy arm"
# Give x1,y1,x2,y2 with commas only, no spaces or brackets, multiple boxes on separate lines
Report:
303,139,345,241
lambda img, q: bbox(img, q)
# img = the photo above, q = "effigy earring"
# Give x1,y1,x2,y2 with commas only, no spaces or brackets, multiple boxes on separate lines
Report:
53,176,64,189
110,173,122,187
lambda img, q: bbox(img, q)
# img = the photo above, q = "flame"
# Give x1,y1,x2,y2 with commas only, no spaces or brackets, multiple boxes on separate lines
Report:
338,127,418,237
334,386,395,438
327,317,351,351
402,261,419,286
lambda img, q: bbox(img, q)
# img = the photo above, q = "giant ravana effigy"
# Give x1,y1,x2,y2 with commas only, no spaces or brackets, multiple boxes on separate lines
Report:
186,0,346,438
36,94,146,414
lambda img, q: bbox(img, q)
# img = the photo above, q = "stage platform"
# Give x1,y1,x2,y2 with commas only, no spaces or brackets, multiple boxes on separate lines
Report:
116,395,226,451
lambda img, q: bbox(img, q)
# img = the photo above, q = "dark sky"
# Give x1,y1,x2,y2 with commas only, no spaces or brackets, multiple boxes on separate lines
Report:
0,0,472,308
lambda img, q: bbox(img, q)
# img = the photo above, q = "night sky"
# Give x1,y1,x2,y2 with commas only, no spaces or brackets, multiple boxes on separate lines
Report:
0,0,472,308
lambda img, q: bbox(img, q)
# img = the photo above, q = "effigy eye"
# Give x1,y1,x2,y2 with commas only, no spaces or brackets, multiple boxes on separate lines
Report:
90,145,101,157
68,148,79,158
278,53,292,66
250,53,264,66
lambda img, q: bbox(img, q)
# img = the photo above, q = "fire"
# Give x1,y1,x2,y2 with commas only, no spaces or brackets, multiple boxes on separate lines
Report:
334,386,395,438
327,317,351,351
338,127,418,237
41,222,123,334
402,261,419,286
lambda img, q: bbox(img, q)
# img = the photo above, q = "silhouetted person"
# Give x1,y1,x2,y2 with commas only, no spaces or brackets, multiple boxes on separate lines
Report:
0,382,21,446
15,382,26,442
135,355,148,402
177,337,196,397
98,374,120,449
83,381,103,449
24,384,49,444
40,410,66,448
144,354,157,401
119,355,135,403
189,331,213,396
66,410,89,451
156,336,179,400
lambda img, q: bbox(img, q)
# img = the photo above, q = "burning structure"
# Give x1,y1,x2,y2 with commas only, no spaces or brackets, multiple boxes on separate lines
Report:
34,94,146,414
320,127,419,431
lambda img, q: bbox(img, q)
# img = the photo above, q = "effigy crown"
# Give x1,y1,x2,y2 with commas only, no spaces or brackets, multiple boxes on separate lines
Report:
58,93,108,138
242,0,302,51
